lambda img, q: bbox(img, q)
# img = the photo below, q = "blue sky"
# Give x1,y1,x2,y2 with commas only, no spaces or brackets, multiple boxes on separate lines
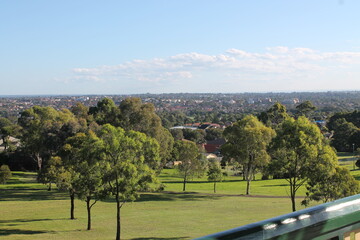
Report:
1,0,360,95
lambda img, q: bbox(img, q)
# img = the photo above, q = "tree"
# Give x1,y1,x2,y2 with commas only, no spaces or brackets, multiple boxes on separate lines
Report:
48,155,77,219
302,166,359,206
70,102,91,122
207,159,224,193
99,124,160,240
269,116,338,212
44,156,64,191
327,110,360,130
222,115,275,195
52,131,99,220
66,131,105,230
296,100,316,118
118,98,174,167
182,129,206,144
170,129,184,141
329,118,359,152
89,98,120,126
205,128,223,141
93,97,174,170
18,106,78,171
172,140,206,191
0,164,12,184
258,102,290,128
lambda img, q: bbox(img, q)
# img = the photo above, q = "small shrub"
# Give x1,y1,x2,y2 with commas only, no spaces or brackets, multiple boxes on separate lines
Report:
0,164,12,184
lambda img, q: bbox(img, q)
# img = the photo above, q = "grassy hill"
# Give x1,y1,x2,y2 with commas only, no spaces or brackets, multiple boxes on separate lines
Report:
1,155,360,240
0,171,307,240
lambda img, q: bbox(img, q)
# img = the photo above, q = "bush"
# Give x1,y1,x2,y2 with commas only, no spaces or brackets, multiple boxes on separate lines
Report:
0,164,12,184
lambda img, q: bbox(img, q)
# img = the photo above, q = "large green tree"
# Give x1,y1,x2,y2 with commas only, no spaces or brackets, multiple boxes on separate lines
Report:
18,106,80,171
222,115,275,195
99,124,160,240
49,131,99,220
295,100,316,118
269,116,338,212
258,102,290,128
91,98,174,170
172,140,207,191
302,166,359,206
89,98,120,126
329,118,359,152
118,97,174,167
66,131,105,230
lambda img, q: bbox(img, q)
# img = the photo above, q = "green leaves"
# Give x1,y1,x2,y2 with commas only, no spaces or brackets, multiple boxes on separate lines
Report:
222,115,275,195
269,116,343,211
99,124,160,202
172,140,206,191
0,165,12,184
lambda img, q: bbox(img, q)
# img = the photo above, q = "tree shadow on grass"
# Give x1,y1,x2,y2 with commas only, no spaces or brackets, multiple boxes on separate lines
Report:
163,179,242,184
0,229,52,236
260,184,288,187
7,172,37,184
130,237,189,240
101,192,222,203
136,192,222,202
0,189,68,201
0,218,66,224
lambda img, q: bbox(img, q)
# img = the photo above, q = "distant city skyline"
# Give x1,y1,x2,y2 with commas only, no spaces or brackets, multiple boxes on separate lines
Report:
1,0,360,95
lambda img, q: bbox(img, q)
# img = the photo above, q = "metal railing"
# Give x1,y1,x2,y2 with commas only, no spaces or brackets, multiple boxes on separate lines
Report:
195,194,360,240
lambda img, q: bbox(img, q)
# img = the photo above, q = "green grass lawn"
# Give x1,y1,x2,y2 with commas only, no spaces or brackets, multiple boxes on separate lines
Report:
159,169,307,196
0,171,310,240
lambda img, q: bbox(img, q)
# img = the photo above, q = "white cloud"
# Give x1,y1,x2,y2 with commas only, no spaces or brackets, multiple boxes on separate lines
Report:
69,47,360,92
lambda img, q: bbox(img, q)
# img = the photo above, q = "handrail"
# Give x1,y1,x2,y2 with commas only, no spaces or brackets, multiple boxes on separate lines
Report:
195,194,360,240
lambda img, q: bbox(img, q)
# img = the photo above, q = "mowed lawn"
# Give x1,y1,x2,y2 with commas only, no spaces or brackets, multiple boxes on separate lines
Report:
0,168,324,240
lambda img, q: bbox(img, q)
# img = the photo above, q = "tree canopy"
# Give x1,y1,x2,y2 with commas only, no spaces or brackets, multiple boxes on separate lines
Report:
258,102,290,128
18,106,83,171
90,97,173,169
269,116,338,211
99,124,160,240
302,166,359,206
295,100,316,118
172,140,206,191
222,115,275,195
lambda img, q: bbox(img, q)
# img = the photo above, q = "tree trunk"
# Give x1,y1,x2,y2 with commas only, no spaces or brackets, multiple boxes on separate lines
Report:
70,190,75,219
291,195,296,212
245,162,252,195
48,183,52,191
86,197,91,230
214,181,216,193
182,174,187,191
246,179,251,195
35,153,42,171
290,178,296,212
116,196,121,240
291,185,296,212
